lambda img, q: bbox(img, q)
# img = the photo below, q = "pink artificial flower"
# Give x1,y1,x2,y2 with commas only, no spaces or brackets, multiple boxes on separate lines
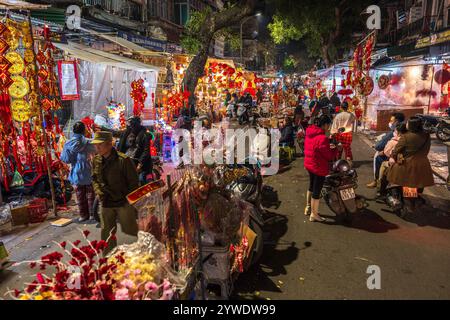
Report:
158,289,174,300
120,279,134,289
134,269,141,275
144,282,158,292
115,288,130,300
162,279,171,291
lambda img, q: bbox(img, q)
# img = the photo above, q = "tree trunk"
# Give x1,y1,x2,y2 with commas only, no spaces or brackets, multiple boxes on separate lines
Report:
184,36,213,106
182,0,257,107
321,44,331,68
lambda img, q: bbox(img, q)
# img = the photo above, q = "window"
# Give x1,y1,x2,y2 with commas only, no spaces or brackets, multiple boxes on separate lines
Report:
175,1,188,25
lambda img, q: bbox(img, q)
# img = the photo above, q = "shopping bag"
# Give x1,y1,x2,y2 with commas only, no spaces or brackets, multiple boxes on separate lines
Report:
9,170,24,188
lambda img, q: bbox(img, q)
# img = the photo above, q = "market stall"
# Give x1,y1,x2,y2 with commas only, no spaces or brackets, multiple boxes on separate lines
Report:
0,3,74,229
53,41,160,126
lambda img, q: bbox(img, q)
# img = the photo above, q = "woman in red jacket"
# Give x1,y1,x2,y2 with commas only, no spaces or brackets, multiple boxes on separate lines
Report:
303,115,339,222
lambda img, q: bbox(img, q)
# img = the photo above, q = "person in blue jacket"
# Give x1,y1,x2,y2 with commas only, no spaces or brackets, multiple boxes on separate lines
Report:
60,121,96,222
367,112,405,188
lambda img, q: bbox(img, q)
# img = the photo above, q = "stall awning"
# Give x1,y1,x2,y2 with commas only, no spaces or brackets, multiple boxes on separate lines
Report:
53,42,161,73
0,0,49,9
94,32,170,57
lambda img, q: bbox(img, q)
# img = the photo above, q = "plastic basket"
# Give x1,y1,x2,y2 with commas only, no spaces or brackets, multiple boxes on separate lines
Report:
28,198,49,224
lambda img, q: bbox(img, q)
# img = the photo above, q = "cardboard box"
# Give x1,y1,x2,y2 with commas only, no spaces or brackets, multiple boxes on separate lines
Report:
11,205,30,226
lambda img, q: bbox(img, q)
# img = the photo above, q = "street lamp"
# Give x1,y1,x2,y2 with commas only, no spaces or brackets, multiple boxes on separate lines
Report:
240,12,262,66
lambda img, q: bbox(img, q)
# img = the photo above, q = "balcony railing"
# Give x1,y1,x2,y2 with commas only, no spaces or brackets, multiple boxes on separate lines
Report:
83,0,142,21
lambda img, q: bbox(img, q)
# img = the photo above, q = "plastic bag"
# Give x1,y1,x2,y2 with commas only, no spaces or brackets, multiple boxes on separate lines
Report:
108,231,187,292
9,170,24,188
0,205,12,226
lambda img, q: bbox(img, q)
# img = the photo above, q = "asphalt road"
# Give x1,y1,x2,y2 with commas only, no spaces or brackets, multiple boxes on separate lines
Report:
233,134,450,300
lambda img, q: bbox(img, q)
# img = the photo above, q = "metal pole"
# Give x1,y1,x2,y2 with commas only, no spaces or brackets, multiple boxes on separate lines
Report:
427,65,435,115
27,12,58,216
240,21,244,66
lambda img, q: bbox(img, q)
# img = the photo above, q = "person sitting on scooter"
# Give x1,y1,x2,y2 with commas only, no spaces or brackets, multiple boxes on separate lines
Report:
303,115,341,222
386,117,434,205
378,122,407,196
279,117,295,148
367,112,405,188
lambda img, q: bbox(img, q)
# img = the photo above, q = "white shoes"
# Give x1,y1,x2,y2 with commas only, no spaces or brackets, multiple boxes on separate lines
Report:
309,198,326,222
304,191,312,216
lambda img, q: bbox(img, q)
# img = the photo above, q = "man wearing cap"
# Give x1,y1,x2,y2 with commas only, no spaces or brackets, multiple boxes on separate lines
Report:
91,131,139,253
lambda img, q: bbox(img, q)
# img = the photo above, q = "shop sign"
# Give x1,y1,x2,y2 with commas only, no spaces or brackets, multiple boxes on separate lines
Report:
416,29,450,49
166,43,183,54
57,61,80,100
118,31,166,52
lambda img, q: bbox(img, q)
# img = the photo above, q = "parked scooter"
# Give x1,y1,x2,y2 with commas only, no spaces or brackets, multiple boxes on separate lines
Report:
321,159,366,223
226,103,236,119
321,129,367,223
217,160,265,269
416,109,450,142
237,103,250,125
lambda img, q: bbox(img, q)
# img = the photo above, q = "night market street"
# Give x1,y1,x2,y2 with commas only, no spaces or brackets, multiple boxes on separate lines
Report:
2,132,450,300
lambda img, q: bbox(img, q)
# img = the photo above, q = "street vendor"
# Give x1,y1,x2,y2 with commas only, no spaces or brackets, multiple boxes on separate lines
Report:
91,131,139,254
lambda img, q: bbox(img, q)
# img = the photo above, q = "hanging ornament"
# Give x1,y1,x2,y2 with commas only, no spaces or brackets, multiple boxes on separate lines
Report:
378,74,390,90
359,76,374,96
10,99,31,122
6,52,25,75
8,75,29,99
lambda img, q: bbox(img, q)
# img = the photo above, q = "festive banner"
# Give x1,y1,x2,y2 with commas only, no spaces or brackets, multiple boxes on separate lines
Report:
57,60,80,100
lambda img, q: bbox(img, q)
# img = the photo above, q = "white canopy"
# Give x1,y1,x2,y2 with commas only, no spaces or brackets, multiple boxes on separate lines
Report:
0,0,49,9
53,42,160,73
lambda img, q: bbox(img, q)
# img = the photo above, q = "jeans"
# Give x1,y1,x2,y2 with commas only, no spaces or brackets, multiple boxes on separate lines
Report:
75,184,95,219
308,171,326,199
374,154,389,179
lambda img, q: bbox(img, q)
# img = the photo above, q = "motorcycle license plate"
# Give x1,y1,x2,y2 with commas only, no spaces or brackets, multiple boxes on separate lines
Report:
403,187,418,198
340,188,355,200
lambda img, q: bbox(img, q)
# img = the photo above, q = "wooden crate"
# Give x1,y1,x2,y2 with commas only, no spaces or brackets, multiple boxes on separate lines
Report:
10,205,30,226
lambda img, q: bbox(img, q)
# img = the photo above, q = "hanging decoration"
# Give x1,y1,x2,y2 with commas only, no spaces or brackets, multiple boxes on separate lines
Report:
130,78,147,117
36,25,62,112
378,74,390,90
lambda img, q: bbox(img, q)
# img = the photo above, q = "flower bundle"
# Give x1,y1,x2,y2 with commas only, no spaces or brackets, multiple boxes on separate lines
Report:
6,230,177,300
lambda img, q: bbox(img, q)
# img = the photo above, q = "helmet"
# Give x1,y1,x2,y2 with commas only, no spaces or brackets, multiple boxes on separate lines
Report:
333,159,351,173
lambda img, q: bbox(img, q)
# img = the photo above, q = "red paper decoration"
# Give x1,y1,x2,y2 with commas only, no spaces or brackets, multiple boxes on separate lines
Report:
130,79,147,117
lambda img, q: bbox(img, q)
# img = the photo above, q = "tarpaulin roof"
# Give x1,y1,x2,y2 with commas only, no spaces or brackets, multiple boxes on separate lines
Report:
94,32,170,57
0,0,48,9
53,42,160,73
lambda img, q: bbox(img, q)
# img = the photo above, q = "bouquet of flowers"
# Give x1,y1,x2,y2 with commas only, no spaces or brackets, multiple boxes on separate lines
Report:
6,231,183,300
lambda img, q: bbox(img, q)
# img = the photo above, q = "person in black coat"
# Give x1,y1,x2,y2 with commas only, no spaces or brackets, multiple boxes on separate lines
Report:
117,116,152,185
279,117,295,148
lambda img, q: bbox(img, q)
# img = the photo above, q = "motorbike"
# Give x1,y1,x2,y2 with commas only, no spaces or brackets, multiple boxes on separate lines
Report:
321,130,366,223
1,159,73,205
321,159,367,223
226,103,236,119
237,103,250,125
416,110,450,142
218,159,265,269
384,184,425,218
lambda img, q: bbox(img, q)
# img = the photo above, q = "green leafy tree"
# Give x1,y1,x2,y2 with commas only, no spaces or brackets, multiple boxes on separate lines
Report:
180,0,257,105
268,0,370,67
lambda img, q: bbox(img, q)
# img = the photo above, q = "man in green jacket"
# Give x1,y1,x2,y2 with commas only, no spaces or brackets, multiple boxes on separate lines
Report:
91,131,139,254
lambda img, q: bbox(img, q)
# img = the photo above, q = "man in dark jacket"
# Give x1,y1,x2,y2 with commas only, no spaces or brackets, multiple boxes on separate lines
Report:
117,116,152,185
367,112,405,188
91,131,139,254
279,117,295,147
